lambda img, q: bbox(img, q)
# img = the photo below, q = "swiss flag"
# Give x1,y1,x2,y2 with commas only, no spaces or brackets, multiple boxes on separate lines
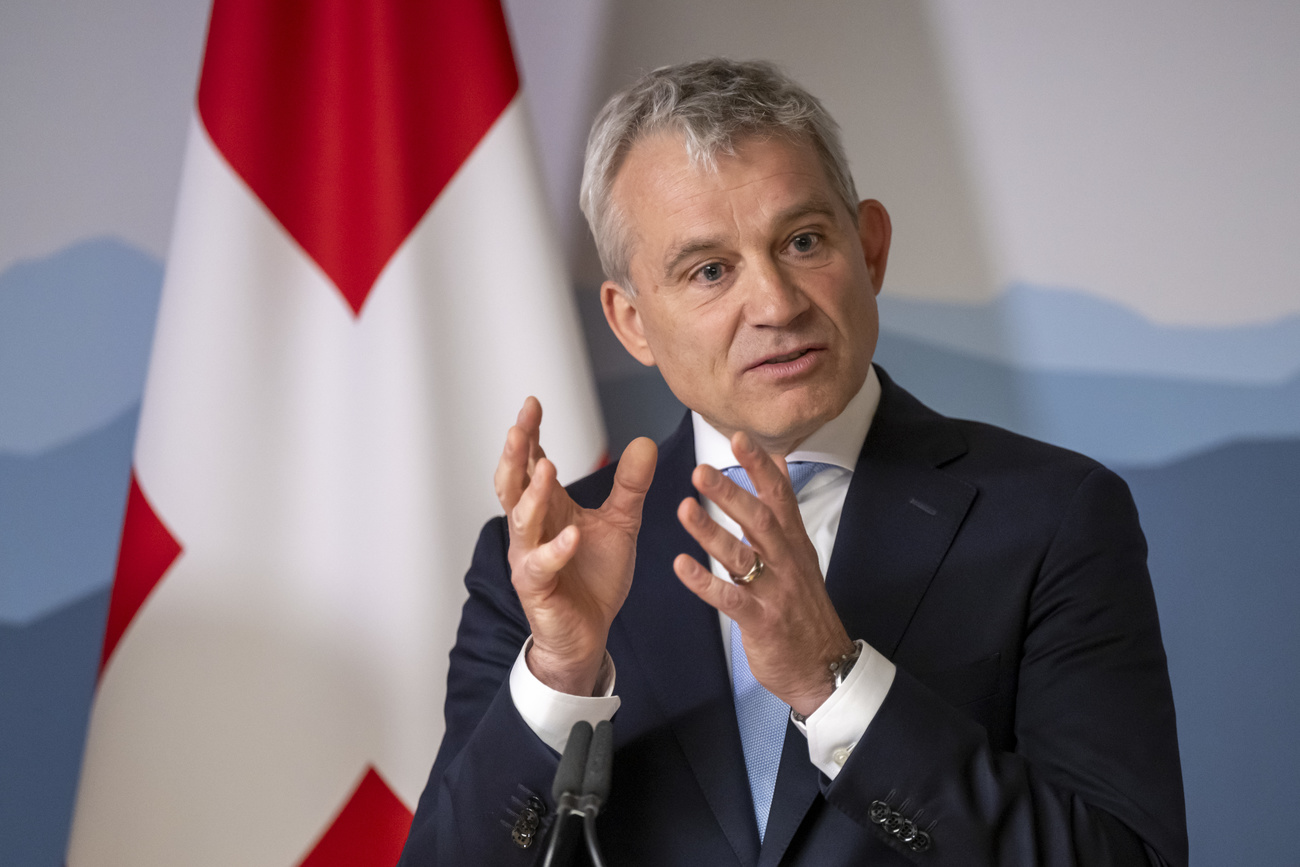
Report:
67,1,604,864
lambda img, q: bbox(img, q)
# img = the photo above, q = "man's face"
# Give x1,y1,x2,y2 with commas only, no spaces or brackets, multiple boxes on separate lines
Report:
601,132,891,454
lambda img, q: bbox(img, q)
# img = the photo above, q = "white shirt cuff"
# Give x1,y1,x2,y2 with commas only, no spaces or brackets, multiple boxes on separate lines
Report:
508,636,621,755
792,640,895,780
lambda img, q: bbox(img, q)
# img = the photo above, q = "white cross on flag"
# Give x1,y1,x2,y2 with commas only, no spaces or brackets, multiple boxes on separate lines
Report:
67,0,604,863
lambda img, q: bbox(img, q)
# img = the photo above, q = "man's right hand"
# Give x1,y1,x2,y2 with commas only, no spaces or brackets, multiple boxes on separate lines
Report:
494,397,657,697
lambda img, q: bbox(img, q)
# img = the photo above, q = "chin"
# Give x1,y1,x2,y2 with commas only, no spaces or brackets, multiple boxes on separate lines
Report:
772,389,844,427
747,409,826,450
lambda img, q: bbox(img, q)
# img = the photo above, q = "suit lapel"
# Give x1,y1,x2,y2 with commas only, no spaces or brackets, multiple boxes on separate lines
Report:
756,721,822,867
824,369,976,657
612,414,762,867
759,368,977,864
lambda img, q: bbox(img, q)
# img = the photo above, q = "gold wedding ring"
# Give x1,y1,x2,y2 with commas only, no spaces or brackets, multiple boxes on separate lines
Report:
734,552,765,585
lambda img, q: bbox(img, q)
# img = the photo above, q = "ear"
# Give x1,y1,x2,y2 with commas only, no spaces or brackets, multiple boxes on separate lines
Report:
601,281,657,367
856,199,892,296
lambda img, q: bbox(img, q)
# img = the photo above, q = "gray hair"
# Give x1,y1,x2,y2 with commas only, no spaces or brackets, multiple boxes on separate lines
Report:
579,58,859,293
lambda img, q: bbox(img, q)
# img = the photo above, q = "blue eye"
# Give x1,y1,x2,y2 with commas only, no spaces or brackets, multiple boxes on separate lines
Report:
790,233,817,253
697,263,724,282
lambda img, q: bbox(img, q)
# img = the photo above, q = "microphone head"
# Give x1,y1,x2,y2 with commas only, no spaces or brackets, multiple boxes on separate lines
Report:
552,721,593,801
582,720,614,805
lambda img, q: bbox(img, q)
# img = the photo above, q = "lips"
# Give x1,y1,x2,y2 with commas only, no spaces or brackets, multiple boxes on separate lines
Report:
746,345,825,372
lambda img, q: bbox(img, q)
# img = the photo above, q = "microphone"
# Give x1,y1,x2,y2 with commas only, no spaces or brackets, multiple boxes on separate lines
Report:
580,721,613,867
582,720,613,806
538,722,592,867
537,720,613,867
553,721,593,807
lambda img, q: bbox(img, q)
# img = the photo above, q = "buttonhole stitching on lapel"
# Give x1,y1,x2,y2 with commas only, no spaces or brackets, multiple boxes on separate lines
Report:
908,497,938,516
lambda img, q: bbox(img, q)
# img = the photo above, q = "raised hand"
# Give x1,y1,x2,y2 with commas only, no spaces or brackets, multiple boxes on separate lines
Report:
672,430,854,718
495,397,657,696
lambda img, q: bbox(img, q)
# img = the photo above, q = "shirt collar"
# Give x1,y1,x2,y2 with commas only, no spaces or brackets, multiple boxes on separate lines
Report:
691,365,881,472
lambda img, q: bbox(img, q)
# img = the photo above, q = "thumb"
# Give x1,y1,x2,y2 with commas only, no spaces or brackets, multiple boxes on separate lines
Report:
604,437,657,523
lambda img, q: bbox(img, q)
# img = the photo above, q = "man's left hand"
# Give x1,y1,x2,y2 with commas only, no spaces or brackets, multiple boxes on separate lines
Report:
673,430,855,719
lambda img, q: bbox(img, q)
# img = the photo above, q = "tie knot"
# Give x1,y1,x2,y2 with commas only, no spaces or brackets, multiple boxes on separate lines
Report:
720,461,834,497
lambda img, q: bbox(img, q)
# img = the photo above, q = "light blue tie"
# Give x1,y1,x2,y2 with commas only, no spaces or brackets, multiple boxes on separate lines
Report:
722,461,833,841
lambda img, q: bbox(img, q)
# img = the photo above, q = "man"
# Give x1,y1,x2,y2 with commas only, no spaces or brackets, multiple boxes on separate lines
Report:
400,59,1186,865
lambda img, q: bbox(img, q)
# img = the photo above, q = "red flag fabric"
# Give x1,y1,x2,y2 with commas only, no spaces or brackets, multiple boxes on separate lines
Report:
67,1,604,862
197,0,518,314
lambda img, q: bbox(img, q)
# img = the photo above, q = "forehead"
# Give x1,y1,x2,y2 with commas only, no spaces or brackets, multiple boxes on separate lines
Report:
610,132,842,250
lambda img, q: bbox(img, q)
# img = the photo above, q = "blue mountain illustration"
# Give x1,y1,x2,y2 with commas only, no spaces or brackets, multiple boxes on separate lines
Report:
1115,438,1300,867
875,330,1300,466
0,405,137,624
878,284,1300,385
0,237,161,454
0,587,108,867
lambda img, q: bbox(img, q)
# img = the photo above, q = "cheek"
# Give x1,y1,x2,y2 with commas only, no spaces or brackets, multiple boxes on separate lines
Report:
638,292,747,385
656,309,727,357
830,280,878,335
652,329,705,376
859,292,881,336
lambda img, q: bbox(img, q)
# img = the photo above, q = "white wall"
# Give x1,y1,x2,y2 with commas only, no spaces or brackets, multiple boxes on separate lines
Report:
0,0,210,270
927,0,1300,325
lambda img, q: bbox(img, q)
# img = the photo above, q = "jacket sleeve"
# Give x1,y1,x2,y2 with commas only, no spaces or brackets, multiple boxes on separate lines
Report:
398,517,562,866
822,466,1188,866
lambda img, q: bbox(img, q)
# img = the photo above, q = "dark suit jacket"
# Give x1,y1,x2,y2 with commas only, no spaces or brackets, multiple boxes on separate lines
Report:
399,368,1187,866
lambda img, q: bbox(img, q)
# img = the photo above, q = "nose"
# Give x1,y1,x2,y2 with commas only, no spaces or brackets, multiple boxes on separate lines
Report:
744,258,809,327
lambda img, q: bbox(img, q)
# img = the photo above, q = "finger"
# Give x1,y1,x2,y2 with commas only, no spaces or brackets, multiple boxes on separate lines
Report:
603,437,658,527
691,463,787,558
516,395,542,437
515,525,579,594
528,439,547,472
673,552,747,619
676,497,760,581
730,431,801,526
493,423,533,513
517,396,547,471
511,456,557,548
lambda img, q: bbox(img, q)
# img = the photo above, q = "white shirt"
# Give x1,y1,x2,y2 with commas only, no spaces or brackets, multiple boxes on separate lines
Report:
509,367,896,780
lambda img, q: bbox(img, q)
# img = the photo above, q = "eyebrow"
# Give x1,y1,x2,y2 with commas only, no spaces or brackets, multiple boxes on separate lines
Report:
659,197,844,281
662,238,726,280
